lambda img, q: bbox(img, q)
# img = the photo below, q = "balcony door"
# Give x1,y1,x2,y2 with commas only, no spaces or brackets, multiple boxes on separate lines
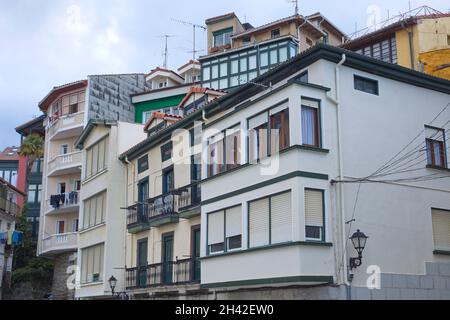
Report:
162,233,174,284
191,226,201,282
162,167,174,194
137,239,148,288
137,179,148,222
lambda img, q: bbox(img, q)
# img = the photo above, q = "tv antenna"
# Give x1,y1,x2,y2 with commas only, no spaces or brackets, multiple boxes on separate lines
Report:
156,34,176,68
287,0,299,15
171,18,207,61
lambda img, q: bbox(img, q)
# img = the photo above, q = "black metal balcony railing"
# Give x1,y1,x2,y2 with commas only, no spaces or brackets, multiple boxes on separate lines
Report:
127,182,201,227
0,197,20,216
125,258,201,290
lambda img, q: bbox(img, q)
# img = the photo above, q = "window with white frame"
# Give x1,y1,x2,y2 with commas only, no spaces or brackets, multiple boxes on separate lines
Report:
248,191,292,248
81,243,104,284
425,126,447,168
85,136,109,180
208,132,225,177
301,98,321,147
82,191,106,230
431,208,450,252
305,189,325,241
207,205,242,254
142,111,153,124
225,125,241,171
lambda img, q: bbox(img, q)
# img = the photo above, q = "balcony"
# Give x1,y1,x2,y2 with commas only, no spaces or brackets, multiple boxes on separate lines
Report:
41,232,77,255
47,112,84,141
125,258,200,290
46,192,79,215
47,151,82,177
126,183,201,233
0,197,20,217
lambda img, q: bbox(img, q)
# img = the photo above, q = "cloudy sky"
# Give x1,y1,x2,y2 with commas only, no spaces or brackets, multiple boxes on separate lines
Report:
0,0,448,149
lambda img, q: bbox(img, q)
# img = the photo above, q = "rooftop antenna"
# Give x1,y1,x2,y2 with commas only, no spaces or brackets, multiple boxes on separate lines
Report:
156,35,176,68
171,18,207,61
287,0,299,15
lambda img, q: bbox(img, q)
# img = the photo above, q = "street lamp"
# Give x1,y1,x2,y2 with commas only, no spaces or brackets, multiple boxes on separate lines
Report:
349,229,368,270
108,276,129,300
108,276,117,295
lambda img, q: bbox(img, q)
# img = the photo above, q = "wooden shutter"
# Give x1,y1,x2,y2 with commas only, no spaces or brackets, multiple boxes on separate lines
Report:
208,211,224,246
432,209,450,251
305,189,324,227
226,206,242,238
249,198,270,247
271,192,292,244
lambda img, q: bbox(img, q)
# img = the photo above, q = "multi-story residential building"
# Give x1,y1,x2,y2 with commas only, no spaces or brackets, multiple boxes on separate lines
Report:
37,74,150,300
120,43,450,300
198,44,450,299
72,120,146,299
133,62,201,124
0,177,25,299
342,5,450,80
15,115,46,238
0,147,20,189
200,12,346,90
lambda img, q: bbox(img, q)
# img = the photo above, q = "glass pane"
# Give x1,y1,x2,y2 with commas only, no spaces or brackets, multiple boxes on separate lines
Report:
220,62,228,77
240,58,247,72
211,65,219,79
219,78,228,89
202,67,210,81
260,52,269,67
249,55,257,70
270,49,278,65
230,76,239,87
231,60,239,74
279,47,288,62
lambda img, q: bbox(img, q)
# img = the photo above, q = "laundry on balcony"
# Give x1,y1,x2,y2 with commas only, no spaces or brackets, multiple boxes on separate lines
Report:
50,191,78,209
0,230,23,246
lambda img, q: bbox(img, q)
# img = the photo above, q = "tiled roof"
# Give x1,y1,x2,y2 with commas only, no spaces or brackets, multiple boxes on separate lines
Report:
177,60,200,72
145,67,184,80
0,146,20,161
143,111,183,132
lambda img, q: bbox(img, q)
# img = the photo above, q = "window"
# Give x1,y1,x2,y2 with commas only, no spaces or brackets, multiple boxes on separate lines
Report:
431,209,450,251
31,158,43,173
162,167,174,194
28,184,42,204
357,36,397,64
249,102,289,162
297,71,308,83
270,106,290,154
58,182,66,194
208,205,242,254
158,81,167,88
213,28,233,47
271,29,280,39
225,126,241,170
138,155,149,173
81,243,104,284
248,191,292,248
142,111,153,124
301,99,321,147
354,75,379,95
56,221,65,234
426,126,447,168
161,141,173,162
72,219,79,232
243,36,251,44
82,191,106,230
208,133,225,177
85,136,109,179
60,144,69,155
305,189,325,241
73,180,81,191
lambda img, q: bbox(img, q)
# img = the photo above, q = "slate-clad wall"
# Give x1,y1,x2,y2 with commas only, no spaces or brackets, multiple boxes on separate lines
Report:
87,74,150,123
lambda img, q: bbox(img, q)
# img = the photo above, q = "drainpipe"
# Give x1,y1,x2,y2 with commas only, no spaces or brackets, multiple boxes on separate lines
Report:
326,54,351,298
297,16,308,54
408,29,415,70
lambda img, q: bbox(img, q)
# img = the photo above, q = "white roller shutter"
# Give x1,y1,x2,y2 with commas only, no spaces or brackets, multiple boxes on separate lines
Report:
249,112,268,129
305,189,324,227
271,192,292,244
432,209,450,251
301,98,319,109
208,211,224,246
249,198,270,247
269,102,289,116
226,206,242,238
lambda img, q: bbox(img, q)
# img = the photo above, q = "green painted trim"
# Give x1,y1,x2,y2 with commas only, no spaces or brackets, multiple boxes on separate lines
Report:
200,275,334,289
201,170,329,206
134,94,185,123
149,215,179,228
433,250,450,256
213,27,233,37
201,241,333,260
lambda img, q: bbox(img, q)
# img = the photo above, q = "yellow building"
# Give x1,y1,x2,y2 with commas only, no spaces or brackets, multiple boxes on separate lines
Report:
342,9,450,80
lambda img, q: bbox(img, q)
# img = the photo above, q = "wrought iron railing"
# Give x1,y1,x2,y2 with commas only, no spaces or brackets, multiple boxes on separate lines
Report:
125,258,200,290
127,182,201,228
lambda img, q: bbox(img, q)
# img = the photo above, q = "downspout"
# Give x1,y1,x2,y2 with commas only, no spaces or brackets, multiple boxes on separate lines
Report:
326,54,351,297
297,16,308,54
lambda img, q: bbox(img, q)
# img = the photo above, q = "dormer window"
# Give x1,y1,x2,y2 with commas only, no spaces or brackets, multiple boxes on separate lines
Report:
271,29,280,39
243,36,251,44
213,27,233,48
158,81,168,89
